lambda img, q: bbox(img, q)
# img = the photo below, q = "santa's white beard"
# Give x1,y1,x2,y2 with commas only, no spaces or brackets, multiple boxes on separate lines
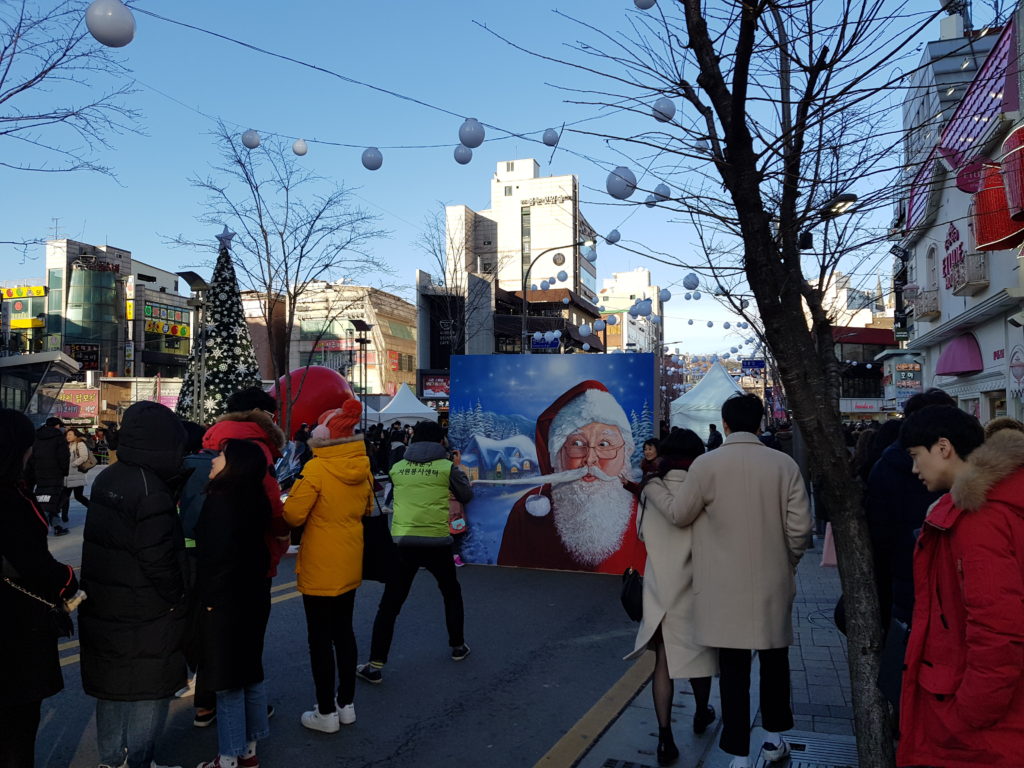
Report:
551,474,633,567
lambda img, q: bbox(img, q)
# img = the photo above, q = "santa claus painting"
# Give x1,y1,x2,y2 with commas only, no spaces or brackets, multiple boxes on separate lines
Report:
497,380,642,573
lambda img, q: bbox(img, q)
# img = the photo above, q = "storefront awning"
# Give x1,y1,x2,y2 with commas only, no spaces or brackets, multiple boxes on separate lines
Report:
935,334,984,376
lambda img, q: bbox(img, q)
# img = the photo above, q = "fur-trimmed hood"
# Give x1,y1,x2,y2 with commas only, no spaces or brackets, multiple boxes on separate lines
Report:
951,429,1024,512
308,433,364,450
202,409,286,456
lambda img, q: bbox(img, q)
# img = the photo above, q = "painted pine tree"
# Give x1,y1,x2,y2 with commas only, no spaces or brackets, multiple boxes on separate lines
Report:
177,227,261,424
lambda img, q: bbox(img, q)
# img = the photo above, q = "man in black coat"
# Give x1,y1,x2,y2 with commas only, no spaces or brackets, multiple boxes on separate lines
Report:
864,389,956,629
78,401,188,768
30,417,69,536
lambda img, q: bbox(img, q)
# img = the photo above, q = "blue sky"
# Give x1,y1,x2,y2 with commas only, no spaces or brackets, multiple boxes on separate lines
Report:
3,1,942,355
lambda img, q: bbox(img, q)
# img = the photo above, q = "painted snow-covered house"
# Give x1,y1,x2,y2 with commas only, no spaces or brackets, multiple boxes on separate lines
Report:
460,434,539,481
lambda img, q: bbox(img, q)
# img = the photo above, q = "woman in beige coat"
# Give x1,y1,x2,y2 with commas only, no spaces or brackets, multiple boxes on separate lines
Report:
627,429,717,766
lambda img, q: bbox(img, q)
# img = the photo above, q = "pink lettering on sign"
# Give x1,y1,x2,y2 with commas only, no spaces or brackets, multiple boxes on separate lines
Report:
942,222,965,289
994,348,1006,360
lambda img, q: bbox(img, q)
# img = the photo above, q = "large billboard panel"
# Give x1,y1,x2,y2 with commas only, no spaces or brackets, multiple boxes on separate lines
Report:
449,354,655,574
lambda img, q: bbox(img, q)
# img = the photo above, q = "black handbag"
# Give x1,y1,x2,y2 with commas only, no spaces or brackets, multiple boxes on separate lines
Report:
362,479,398,583
620,497,647,622
2,576,74,639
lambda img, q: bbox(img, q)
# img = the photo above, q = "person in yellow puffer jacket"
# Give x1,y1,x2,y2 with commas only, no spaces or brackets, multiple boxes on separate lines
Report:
282,399,371,735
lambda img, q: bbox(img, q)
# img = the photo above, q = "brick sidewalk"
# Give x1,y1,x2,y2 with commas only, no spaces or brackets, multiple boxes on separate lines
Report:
574,537,857,768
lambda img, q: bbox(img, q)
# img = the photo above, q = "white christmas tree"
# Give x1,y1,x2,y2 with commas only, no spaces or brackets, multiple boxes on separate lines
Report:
177,227,262,424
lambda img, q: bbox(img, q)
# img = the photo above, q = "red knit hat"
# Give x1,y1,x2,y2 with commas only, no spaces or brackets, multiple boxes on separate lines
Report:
311,399,362,440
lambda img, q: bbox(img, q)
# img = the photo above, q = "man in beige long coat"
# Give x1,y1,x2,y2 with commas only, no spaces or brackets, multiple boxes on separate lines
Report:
666,394,812,768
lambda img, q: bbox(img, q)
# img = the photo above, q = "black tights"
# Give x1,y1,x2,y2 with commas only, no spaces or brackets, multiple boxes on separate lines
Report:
651,626,712,735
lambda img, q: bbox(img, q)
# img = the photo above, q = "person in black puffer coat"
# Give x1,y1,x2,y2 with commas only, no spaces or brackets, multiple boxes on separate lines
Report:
79,401,188,768
29,416,70,536
0,409,79,768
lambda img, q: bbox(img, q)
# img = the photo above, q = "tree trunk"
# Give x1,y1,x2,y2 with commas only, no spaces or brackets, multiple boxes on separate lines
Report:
742,225,895,767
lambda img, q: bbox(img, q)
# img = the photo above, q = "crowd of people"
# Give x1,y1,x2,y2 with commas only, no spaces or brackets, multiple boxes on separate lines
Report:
632,389,1024,767
0,386,472,768
4,378,1024,768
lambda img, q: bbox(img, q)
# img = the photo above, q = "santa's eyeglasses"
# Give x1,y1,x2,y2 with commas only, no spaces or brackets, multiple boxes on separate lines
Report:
562,438,624,459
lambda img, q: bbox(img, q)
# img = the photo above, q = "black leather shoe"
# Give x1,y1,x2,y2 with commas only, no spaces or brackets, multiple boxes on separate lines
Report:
693,705,716,735
657,740,680,766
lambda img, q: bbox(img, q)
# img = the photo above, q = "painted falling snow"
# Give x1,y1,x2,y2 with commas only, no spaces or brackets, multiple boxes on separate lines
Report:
449,354,655,573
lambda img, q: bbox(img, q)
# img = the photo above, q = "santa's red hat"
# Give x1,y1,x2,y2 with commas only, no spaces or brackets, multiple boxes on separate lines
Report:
534,380,634,473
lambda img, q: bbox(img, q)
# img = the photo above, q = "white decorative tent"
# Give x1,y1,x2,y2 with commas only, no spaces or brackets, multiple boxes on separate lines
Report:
372,383,438,423
669,362,745,438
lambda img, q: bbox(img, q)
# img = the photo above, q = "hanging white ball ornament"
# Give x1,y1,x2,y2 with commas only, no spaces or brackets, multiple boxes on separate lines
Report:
683,273,700,291
459,118,486,149
579,324,592,336
241,130,261,150
454,144,473,165
86,0,136,47
542,128,560,147
659,288,672,302
561,297,570,305
634,0,657,9
583,343,591,351
594,319,607,332
651,314,661,325
652,97,676,123
693,291,702,300
724,322,731,329
707,321,714,328
553,330,563,339
740,299,750,310
866,363,873,370
645,194,658,208
639,299,653,316
606,166,637,200
557,271,568,283
684,293,692,300
541,281,550,290
653,183,671,202
533,331,543,341
688,319,694,326
583,246,598,263
606,229,621,244
544,331,555,342
361,147,383,171
291,139,309,156
731,347,738,353
605,316,617,326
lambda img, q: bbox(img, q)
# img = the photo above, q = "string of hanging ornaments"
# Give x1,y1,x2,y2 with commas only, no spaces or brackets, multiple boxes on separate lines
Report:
84,0,680,252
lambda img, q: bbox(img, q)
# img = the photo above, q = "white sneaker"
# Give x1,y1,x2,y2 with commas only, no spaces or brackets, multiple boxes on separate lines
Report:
301,707,340,733
337,702,356,725
761,736,790,762
175,675,196,698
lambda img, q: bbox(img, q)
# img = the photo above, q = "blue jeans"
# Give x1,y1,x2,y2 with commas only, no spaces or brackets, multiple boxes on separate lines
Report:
95,698,170,768
215,681,269,757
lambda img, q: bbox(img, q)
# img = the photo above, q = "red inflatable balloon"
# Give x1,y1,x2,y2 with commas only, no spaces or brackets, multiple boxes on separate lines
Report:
269,366,354,434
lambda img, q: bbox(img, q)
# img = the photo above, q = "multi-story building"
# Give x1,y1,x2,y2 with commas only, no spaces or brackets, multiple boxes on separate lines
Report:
811,271,893,329
43,239,192,379
445,159,599,303
894,10,1024,422
291,281,417,397
597,267,663,353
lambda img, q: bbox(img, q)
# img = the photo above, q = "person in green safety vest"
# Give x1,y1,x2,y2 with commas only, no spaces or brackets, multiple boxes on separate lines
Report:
356,420,473,684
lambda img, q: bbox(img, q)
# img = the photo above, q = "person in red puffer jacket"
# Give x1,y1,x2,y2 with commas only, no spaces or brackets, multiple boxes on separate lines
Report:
201,388,290,577
898,405,1024,768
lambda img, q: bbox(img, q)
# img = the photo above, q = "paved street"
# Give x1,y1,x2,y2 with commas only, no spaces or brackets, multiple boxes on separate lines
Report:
39,500,639,768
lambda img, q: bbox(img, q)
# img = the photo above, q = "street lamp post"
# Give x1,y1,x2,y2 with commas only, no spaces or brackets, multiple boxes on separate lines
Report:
521,240,594,354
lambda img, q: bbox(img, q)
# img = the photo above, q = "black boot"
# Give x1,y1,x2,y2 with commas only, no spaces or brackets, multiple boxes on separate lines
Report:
693,704,716,735
657,726,679,766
